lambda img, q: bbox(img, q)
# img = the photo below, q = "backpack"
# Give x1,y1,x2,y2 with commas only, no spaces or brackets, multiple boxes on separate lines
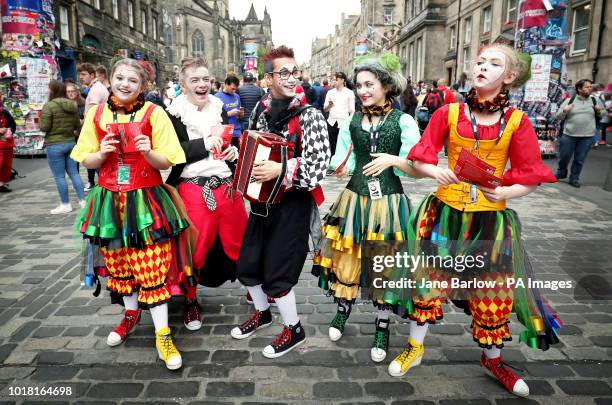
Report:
559,94,599,134
425,90,445,113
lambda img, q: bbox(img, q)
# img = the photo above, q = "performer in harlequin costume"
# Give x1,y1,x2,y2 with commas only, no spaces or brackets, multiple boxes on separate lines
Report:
230,46,330,358
165,57,247,331
312,53,421,362
71,58,193,370
386,45,561,397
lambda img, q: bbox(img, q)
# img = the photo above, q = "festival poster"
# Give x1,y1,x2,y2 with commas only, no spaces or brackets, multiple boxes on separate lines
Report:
517,0,548,30
244,57,256,71
1,0,42,35
524,54,552,102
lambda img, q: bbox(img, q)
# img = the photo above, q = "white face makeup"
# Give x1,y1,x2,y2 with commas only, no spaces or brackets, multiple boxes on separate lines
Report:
269,57,298,99
472,48,510,93
180,66,210,108
355,71,386,107
111,65,144,104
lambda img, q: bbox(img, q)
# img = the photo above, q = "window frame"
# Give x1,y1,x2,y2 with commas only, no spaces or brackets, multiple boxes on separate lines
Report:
505,0,517,23
59,5,70,40
482,6,492,34
152,15,158,40
127,0,134,27
191,30,204,57
464,16,472,44
570,4,590,55
112,0,118,19
462,46,470,74
449,24,457,50
141,9,147,34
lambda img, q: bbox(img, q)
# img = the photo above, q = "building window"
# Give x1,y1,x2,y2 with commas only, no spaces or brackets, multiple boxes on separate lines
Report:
93,0,100,9
404,0,410,21
462,47,470,73
464,16,472,44
571,4,590,54
409,42,415,79
482,6,492,34
59,6,70,40
152,16,157,39
383,7,393,25
416,37,423,80
191,29,204,57
141,10,147,34
112,0,118,18
505,0,517,23
164,23,173,63
127,0,134,27
449,25,456,50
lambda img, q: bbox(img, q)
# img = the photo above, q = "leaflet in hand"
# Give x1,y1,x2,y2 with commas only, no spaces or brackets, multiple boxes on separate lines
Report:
106,123,141,154
210,124,234,159
454,148,502,189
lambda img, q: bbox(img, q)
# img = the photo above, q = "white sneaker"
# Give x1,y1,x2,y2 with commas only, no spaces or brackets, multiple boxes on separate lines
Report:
50,204,72,214
84,182,92,191
79,200,86,209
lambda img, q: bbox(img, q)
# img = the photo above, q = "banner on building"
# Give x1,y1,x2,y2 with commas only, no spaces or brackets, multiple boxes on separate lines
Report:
244,41,258,57
517,0,549,30
355,39,368,56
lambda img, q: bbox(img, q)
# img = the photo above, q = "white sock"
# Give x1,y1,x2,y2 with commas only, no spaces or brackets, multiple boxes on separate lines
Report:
123,293,139,311
274,289,300,326
409,320,429,345
150,304,169,333
247,285,270,312
484,347,501,359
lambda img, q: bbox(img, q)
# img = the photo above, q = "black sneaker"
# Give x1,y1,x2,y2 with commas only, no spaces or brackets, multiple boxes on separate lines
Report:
230,308,272,340
0,185,11,193
262,321,306,358
371,318,390,362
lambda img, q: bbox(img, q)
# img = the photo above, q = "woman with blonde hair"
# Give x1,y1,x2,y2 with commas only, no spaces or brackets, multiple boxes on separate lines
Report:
386,44,561,397
71,58,194,370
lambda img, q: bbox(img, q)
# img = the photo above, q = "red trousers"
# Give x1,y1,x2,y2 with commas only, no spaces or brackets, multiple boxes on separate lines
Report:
178,182,248,299
0,147,14,183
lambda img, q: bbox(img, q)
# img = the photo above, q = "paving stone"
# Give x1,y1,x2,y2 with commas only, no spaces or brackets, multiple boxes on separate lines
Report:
210,350,250,363
206,382,254,397
524,363,574,377
570,363,612,378
36,351,74,365
524,380,555,395
556,380,612,395
88,382,144,398
33,304,57,319
32,326,65,338
63,327,91,337
145,381,200,397
590,336,612,347
0,366,35,380
495,400,540,405
187,364,230,378
78,367,135,381
181,350,211,363
259,382,311,399
9,320,41,341
132,367,183,380
29,366,79,381
303,350,356,366
430,324,465,335
392,401,437,405
313,382,363,398
0,344,17,363
55,306,99,316
364,382,415,397
557,325,583,336
337,365,380,380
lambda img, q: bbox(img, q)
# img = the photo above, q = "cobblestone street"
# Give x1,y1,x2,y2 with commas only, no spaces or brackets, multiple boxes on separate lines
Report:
0,160,611,404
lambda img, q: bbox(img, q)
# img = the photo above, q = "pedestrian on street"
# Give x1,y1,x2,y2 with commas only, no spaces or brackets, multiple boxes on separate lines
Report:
65,81,85,121
318,78,331,117
70,58,196,370
312,52,421,363
165,57,247,332
436,78,456,104
324,72,355,155
0,96,17,193
401,83,418,118
456,72,471,98
138,60,165,108
95,65,111,90
238,72,264,131
39,80,85,214
388,44,561,398
230,45,330,359
214,75,244,148
555,78,604,187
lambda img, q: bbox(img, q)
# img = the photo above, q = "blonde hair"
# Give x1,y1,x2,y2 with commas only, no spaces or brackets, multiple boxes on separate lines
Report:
179,57,209,81
473,44,531,89
110,58,149,93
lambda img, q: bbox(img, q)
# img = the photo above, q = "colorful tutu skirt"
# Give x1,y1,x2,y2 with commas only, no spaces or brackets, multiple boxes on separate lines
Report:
389,193,561,350
312,188,412,306
76,184,197,301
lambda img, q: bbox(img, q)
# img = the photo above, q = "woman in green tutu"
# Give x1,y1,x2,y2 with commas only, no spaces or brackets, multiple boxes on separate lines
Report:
71,58,195,370
312,53,421,363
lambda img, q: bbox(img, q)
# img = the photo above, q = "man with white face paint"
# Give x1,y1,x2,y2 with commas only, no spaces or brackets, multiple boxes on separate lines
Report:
165,57,248,332
230,46,331,358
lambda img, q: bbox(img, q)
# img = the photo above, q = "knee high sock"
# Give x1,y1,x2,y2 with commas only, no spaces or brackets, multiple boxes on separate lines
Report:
484,347,501,359
275,289,300,327
247,285,270,312
150,304,169,333
337,298,352,316
123,293,139,311
376,309,391,329
409,320,429,345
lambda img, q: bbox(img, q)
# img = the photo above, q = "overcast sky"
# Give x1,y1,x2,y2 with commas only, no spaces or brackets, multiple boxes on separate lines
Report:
228,0,361,64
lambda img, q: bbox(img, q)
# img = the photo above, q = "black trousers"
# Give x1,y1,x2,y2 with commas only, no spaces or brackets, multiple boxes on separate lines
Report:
237,191,313,297
327,122,340,156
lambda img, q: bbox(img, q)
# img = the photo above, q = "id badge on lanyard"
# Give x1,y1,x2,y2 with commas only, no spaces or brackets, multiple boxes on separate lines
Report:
113,111,136,185
367,113,387,200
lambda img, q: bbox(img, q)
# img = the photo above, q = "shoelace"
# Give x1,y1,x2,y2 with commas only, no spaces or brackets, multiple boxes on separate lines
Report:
272,326,292,348
116,313,137,336
242,312,262,330
397,343,420,364
330,312,349,331
490,359,521,386
373,329,389,350
185,302,200,321
160,333,178,357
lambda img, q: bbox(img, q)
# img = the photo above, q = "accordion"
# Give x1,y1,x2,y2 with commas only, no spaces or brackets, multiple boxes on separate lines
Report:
233,130,292,204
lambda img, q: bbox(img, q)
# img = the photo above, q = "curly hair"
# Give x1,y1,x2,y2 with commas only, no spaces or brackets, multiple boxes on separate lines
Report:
353,54,407,99
264,46,295,73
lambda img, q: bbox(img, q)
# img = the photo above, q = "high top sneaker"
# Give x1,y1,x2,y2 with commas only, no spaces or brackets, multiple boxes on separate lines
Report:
183,299,202,331
156,326,182,370
328,300,351,342
245,292,276,306
262,321,306,359
371,318,390,362
388,338,424,377
481,352,529,397
107,308,142,347
230,308,272,339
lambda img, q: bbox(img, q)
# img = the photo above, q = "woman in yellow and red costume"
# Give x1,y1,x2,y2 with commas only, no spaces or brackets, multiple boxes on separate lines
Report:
71,58,194,370
386,44,561,397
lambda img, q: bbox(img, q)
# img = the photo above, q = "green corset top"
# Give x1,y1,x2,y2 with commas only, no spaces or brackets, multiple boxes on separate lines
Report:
346,109,404,196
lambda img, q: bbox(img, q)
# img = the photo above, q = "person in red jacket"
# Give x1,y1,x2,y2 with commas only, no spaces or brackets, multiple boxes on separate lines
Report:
0,97,16,193
437,78,456,104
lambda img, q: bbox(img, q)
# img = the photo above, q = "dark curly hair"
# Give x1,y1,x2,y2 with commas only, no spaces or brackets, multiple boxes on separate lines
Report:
353,64,404,99
264,46,295,73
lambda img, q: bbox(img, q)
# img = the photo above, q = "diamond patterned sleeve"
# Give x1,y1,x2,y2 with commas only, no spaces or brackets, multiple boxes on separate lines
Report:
296,108,331,190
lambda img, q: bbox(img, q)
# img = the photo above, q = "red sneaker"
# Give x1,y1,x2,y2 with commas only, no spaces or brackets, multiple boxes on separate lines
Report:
481,353,529,397
183,299,202,331
107,309,141,346
245,292,276,306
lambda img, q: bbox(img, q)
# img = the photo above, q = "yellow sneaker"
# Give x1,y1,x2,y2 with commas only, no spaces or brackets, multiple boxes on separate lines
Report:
388,338,424,377
155,326,182,370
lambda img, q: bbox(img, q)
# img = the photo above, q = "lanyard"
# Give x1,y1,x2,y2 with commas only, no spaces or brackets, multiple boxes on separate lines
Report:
467,107,505,151
367,112,390,154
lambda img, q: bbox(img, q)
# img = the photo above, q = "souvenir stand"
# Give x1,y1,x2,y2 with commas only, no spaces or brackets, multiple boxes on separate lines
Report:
512,0,569,157
1,0,58,156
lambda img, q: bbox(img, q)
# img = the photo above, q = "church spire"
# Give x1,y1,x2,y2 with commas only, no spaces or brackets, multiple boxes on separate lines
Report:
246,3,258,21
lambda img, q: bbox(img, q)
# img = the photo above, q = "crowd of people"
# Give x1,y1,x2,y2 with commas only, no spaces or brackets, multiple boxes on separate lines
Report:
2,42,612,399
